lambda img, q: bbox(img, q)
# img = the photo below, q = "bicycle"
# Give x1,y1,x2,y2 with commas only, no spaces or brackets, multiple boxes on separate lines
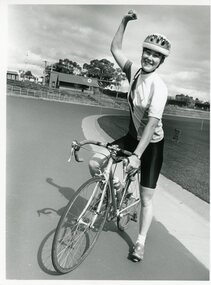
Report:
51,139,141,274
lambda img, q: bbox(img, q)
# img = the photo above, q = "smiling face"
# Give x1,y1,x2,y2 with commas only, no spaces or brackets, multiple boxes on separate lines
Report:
141,48,164,73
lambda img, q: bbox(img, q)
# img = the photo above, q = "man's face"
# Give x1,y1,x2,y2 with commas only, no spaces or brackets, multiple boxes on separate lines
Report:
141,48,163,73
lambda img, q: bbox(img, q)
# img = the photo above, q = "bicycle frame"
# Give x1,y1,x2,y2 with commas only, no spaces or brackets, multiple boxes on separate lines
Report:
91,153,140,225
108,158,140,219
69,139,140,226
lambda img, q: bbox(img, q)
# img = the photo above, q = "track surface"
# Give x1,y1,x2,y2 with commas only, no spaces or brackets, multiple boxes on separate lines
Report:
6,96,209,280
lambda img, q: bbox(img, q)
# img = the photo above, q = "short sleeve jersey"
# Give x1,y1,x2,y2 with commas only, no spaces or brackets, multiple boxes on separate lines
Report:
123,60,168,143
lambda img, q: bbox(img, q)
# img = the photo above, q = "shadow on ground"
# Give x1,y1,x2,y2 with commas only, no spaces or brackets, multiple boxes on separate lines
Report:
37,179,209,280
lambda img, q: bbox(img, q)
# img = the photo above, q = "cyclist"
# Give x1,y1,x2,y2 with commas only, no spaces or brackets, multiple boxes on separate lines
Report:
89,10,171,262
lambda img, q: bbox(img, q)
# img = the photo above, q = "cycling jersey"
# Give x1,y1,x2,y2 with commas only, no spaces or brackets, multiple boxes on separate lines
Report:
123,60,168,143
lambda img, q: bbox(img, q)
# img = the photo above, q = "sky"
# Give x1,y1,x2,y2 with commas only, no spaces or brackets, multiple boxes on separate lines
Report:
7,3,210,101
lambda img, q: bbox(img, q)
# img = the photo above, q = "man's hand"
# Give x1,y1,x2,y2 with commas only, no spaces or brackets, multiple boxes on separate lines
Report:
126,154,141,176
124,10,138,22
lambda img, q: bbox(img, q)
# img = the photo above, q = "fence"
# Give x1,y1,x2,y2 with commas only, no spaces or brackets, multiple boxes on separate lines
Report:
7,84,129,111
7,85,210,120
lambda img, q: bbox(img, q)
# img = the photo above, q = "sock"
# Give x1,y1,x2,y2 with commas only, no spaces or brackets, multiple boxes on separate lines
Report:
137,234,146,246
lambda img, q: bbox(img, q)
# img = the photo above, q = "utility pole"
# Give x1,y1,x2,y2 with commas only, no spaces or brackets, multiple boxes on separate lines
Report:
43,60,47,85
23,51,29,81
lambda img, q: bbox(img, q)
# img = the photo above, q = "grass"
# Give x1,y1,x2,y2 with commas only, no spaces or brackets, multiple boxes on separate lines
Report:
98,115,210,203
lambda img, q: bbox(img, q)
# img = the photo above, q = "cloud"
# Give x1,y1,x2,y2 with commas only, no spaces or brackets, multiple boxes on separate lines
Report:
174,71,199,81
169,84,209,102
7,5,210,101
164,76,209,101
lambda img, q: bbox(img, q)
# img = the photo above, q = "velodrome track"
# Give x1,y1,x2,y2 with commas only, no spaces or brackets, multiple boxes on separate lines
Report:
6,96,209,280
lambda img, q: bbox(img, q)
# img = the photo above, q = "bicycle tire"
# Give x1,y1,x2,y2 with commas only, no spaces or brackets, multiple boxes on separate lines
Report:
52,176,110,274
117,179,139,231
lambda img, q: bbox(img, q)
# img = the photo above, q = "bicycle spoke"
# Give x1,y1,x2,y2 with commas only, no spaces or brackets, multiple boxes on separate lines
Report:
52,177,110,273
56,224,87,267
60,234,85,268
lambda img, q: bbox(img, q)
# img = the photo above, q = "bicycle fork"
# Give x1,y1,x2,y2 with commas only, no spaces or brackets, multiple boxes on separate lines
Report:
89,158,114,227
76,171,110,229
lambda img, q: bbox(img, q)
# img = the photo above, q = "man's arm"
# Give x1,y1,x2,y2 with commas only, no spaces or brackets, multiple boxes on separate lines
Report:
126,117,159,173
110,10,137,70
133,117,159,158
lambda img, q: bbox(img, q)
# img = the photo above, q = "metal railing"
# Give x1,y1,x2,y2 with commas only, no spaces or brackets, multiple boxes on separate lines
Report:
7,84,129,110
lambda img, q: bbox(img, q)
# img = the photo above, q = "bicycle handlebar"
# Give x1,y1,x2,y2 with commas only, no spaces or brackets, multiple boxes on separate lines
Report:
68,139,133,163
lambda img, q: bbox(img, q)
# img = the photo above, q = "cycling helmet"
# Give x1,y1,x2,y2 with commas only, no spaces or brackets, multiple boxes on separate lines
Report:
143,33,171,57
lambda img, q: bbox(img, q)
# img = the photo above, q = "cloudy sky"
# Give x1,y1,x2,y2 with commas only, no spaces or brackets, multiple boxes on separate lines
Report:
7,3,210,101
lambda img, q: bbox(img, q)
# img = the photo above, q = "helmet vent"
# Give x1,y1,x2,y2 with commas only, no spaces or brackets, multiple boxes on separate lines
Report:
143,33,171,56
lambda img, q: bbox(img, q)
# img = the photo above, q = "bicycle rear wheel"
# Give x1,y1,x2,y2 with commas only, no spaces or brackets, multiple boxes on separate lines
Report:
117,178,140,231
52,177,110,274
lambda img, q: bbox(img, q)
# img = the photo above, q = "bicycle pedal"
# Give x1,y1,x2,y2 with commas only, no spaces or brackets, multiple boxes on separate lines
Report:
130,212,138,222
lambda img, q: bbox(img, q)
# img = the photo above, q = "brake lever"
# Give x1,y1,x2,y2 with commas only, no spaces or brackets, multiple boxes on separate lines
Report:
74,150,84,162
68,147,74,162
68,140,84,163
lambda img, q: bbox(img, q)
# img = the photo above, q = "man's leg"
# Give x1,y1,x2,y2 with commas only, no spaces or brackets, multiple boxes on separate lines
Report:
131,185,155,261
89,149,110,177
138,185,155,242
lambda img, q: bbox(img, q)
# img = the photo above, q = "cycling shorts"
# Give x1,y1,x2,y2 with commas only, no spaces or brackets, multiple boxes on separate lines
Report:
111,133,164,189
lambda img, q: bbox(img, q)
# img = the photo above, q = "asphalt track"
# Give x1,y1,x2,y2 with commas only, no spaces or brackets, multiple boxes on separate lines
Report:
6,96,209,281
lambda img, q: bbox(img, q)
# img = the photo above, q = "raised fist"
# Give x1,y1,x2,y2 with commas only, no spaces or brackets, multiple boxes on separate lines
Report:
126,10,138,21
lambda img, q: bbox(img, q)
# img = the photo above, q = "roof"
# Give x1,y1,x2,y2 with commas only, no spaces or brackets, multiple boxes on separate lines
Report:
7,71,19,75
51,71,99,87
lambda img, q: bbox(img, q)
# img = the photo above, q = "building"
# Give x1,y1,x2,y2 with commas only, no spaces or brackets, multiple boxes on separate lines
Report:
7,71,19,81
49,71,99,94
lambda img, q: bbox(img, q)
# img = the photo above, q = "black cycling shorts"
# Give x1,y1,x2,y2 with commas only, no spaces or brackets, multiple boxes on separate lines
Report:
111,133,164,189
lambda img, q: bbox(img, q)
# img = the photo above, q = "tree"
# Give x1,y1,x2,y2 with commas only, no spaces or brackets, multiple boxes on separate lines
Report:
52,59,72,74
45,58,82,76
83,59,116,87
112,68,126,88
21,70,36,81
25,70,33,77
44,57,126,88
195,98,201,103
19,70,25,80
63,58,82,74
44,65,52,84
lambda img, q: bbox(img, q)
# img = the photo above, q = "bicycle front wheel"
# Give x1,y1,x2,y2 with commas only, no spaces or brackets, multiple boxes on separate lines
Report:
52,177,110,274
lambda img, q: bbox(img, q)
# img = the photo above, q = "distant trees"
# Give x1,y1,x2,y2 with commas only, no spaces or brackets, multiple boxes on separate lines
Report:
19,70,36,81
112,68,126,89
167,94,210,110
195,100,210,111
49,59,82,74
44,58,126,88
175,94,195,107
83,59,126,87
83,59,115,87
44,58,82,84
25,70,33,77
167,94,195,107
